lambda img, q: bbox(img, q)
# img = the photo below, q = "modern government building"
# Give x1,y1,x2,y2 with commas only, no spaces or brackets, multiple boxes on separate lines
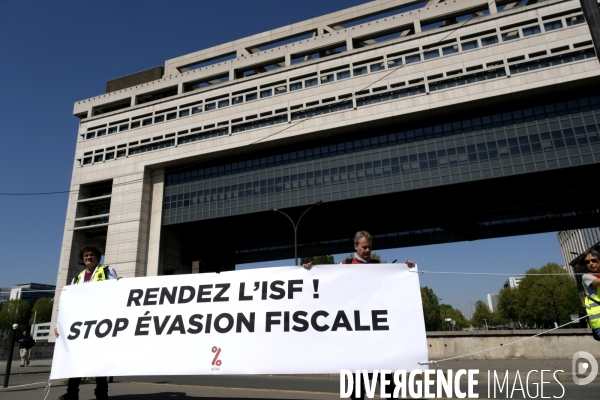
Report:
53,0,600,328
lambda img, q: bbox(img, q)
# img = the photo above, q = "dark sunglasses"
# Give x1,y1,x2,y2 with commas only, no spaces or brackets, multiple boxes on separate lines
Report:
585,258,599,264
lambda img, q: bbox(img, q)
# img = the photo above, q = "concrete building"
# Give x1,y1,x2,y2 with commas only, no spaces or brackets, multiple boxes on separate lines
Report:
558,227,600,274
53,0,600,336
487,292,499,312
31,322,52,342
9,283,55,307
504,276,523,289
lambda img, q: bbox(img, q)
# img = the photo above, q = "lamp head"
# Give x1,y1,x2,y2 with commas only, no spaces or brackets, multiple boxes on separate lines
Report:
12,323,18,330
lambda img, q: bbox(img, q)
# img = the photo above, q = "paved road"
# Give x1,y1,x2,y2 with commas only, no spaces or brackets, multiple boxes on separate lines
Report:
2,359,599,399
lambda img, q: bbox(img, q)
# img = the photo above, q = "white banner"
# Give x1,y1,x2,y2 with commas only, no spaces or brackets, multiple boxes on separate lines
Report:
51,264,428,379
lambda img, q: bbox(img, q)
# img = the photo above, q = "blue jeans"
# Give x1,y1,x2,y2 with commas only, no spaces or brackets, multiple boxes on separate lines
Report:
594,327,600,337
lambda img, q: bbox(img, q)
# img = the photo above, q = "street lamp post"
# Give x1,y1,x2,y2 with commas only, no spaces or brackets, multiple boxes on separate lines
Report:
271,200,322,266
3,323,19,388
537,282,564,327
483,318,488,330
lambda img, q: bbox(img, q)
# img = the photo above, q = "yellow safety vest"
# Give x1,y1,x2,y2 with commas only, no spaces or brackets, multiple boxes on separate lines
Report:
74,264,108,284
583,283,600,330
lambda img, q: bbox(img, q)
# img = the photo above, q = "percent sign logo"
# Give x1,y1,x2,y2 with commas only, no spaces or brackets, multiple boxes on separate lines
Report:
211,346,222,366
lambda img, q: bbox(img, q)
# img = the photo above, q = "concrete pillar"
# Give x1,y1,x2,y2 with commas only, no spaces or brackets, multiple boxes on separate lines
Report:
346,37,353,51
146,168,165,276
414,19,422,34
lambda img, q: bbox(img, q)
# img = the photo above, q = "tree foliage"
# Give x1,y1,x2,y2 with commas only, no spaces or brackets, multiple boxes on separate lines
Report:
0,299,32,332
470,300,492,328
300,255,335,265
515,263,581,327
440,304,469,330
420,287,440,331
30,298,54,325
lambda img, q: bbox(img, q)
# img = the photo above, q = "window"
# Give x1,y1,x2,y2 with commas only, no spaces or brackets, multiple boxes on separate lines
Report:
305,78,318,87
218,99,230,108
86,132,96,139
179,109,190,117
97,129,106,137
290,82,303,91
94,155,103,163
131,121,141,128
191,106,202,114
119,124,129,131
481,35,498,46
320,74,334,83
337,70,351,80
108,127,117,134
274,85,287,95
167,112,176,120
442,45,459,55
370,62,385,72
423,49,439,60
405,54,421,64
205,103,216,111
83,157,92,165
232,96,243,104
522,25,541,36
142,118,152,126
117,150,126,158
246,93,258,101
544,20,563,31
154,115,164,123
566,15,585,26
260,89,272,98
502,31,520,41
461,40,478,51
105,152,115,160
353,66,368,76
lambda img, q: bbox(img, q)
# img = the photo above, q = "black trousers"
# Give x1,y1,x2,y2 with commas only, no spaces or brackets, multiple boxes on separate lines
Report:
350,372,399,400
66,377,108,398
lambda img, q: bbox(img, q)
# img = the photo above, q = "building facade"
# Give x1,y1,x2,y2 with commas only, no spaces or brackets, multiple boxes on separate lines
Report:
504,276,523,289
487,292,499,312
558,227,600,273
9,283,56,307
53,0,600,334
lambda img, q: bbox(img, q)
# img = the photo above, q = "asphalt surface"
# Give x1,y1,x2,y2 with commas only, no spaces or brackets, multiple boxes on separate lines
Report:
2,358,599,399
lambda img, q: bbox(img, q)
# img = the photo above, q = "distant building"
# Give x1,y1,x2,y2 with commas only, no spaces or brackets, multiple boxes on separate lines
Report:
31,322,52,342
487,293,499,313
504,276,522,289
0,288,10,310
558,228,600,277
10,283,56,307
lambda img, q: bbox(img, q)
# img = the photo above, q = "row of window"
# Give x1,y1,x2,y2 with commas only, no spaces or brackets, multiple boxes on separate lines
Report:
78,40,595,167
82,8,585,139
164,94,600,188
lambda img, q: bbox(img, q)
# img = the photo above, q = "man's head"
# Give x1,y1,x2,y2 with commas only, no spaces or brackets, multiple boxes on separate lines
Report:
79,245,102,271
584,250,600,273
353,231,373,260
22,331,27,336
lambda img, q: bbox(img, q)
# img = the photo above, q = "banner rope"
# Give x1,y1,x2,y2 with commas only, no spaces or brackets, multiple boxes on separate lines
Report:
419,315,590,366
42,379,52,400
410,270,585,276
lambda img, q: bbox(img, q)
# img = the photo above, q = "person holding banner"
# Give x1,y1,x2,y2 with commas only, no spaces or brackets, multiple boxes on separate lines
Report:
303,231,415,268
304,231,415,400
54,245,120,400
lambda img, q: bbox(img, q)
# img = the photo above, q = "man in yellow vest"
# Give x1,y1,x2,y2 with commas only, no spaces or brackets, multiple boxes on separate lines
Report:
54,245,120,400
582,250,600,336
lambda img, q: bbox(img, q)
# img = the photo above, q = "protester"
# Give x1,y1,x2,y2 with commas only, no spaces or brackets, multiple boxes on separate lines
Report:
303,230,415,400
18,330,34,367
582,249,600,337
54,244,120,400
303,230,415,268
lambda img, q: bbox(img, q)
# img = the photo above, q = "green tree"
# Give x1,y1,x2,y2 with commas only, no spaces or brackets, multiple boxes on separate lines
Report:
498,286,519,325
470,300,492,328
516,263,582,328
439,304,469,330
420,287,440,331
30,298,54,325
300,255,335,265
0,299,32,332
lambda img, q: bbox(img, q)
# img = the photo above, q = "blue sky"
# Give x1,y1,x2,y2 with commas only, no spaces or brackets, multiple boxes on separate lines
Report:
0,0,564,317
